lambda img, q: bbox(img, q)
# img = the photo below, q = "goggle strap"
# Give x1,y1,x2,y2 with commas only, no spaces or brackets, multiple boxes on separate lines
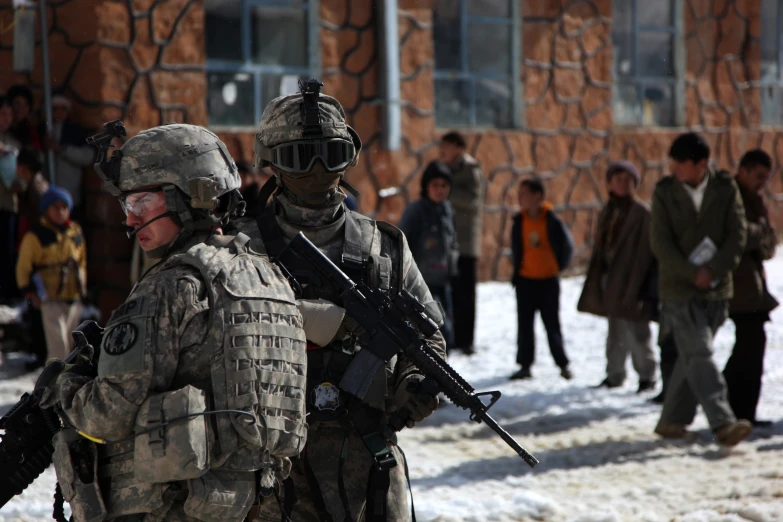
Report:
339,179,360,199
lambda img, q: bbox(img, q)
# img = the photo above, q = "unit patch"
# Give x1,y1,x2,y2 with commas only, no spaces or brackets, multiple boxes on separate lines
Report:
103,323,138,356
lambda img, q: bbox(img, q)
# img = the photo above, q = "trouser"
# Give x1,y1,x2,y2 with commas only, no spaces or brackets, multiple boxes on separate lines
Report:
658,299,735,430
0,209,18,301
254,427,411,522
451,255,477,349
657,331,678,400
41,300,83,361
429,283,455,351
605,317,656,385
723,313,768,422
515,277,569,369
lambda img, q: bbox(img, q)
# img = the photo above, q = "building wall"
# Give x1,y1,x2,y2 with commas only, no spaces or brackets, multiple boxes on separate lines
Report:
1,0,782,320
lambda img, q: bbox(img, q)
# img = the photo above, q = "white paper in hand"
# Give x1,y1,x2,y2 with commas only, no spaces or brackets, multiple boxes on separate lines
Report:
688,237,718,265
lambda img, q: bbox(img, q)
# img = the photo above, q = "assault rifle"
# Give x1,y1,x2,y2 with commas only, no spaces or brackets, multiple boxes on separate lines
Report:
277,232,539,468
0,321,103,509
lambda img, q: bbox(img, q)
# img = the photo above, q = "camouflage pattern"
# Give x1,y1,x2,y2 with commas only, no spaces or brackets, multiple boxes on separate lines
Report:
52,429,107,522
133,385,209,484
110,124,240,207
230,193,447,522
47,231,307,522
254,93,358,149
169,233,308,472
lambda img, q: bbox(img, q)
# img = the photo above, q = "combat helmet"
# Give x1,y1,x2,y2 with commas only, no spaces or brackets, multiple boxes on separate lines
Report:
88,121,244,256
253,79,362,206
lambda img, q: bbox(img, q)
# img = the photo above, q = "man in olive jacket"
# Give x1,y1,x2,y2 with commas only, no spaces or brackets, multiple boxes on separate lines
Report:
651,132,752,446
441,131,484,354
723,149,778,427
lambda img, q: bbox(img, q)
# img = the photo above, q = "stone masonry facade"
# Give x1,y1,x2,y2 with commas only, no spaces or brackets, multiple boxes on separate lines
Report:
1,0,781,317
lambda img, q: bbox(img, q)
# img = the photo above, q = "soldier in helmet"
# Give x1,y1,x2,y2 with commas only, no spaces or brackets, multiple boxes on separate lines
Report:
228,79,446,521
38,123,308,521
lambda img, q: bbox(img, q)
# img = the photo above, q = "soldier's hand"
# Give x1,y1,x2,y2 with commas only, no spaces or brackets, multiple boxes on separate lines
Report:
296,298,346,347
394,374,439,428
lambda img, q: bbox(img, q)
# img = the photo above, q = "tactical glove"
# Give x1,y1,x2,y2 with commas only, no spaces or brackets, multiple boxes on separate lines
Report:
394,374,439,428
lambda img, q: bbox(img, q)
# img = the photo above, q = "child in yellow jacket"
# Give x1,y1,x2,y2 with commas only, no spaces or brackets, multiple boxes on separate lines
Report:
16,186,86,361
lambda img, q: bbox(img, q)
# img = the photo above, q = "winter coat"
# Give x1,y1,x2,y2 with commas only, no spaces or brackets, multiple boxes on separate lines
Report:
398,197,459,288
651,170,747,302
447,153,484,258
729,184,778,315
578,195,658,321
510,204,574,285
16,217,86,301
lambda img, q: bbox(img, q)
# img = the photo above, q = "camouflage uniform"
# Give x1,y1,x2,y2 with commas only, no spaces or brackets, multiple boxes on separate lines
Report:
229,81,447,521
43,124,307,522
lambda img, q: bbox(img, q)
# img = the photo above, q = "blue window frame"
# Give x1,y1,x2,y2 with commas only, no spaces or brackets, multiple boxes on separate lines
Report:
205,0,320,129
612,0,685,127
432,0,522,129
761,0,783,125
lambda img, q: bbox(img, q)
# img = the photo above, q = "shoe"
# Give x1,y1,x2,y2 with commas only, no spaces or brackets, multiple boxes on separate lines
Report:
457,345,476,355
510,367,532,380
715,420,753,446
560,367,573,380
594,377,621,389
654,422,698,441
751,419,774,428
637,380,656,393
649,390,666,404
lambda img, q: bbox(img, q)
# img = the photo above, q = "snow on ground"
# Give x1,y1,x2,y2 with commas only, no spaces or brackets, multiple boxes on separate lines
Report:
2,256,783,521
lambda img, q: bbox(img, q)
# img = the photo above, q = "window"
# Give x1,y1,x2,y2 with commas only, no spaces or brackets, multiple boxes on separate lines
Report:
432,0,522,128
205,0,319,128
761,0,783,125
611,0,684,126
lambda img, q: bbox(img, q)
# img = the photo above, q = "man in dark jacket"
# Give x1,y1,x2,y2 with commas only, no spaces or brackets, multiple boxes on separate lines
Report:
510,177,574,380
723,149,778,427
651,132,752,446
398,160,459,350
578,160,657,393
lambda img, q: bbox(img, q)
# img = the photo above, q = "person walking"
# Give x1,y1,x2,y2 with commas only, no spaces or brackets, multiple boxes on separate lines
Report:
578,160,658,392
723,149,778,427
651,132,752,446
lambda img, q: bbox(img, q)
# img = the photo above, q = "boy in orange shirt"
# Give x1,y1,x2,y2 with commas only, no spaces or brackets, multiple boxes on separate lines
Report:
510,178,574,380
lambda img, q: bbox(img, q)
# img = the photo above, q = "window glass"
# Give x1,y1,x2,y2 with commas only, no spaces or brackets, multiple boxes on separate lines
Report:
205,0,243,62
251,5,308,67
207,72,256,127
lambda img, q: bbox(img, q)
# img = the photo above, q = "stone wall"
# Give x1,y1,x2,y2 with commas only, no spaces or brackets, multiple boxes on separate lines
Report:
2,0,781,318
0,0,207,319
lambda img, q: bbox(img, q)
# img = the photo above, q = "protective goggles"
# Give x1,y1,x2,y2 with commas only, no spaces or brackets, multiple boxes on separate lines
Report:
119,189,165,217
261,139,356,174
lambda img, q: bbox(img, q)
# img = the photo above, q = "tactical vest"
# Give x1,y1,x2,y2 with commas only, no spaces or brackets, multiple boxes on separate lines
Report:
89,234,307,521
170,233,308,467
256,205,403,424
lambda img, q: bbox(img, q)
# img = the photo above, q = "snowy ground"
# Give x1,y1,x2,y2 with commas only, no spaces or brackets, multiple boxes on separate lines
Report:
2,259,783,521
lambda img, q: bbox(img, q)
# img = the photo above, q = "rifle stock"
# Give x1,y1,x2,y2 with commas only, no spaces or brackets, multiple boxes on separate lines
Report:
278,232,539,468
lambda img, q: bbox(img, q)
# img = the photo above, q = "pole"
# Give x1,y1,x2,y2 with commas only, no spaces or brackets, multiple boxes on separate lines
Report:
38,0,55,184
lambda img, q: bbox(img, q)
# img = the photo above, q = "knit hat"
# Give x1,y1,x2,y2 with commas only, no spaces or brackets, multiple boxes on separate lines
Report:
420,160,452,199
40,186,73,213
606,160,640,187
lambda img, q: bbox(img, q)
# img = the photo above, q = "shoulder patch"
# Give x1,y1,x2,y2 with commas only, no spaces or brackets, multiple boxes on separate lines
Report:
109,296,148,323
103,323,138,356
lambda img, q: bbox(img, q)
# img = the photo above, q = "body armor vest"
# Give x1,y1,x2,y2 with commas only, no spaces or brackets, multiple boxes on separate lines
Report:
89,234,307,521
